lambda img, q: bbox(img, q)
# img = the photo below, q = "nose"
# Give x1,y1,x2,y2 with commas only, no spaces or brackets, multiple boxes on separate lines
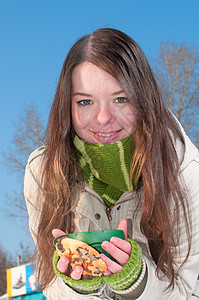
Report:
95,104,113,125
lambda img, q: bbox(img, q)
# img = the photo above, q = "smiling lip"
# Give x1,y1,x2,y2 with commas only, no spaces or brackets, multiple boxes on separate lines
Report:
91,129,122,142
96,131,117,137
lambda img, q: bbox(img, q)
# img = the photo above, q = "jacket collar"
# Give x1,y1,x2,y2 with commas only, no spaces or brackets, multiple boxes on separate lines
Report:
176,123,199,172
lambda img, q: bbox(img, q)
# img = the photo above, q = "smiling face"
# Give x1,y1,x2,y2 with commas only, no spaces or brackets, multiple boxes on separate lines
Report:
71,62,137,143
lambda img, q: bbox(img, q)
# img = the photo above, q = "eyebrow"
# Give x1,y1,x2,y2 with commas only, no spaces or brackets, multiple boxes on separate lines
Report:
72,90,125,97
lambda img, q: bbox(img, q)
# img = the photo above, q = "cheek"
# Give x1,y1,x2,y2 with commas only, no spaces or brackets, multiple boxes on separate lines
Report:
71,106,91,129
118,107,137,127
127,111,137,127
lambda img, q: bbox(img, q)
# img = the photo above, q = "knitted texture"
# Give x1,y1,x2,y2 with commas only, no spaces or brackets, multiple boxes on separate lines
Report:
53,251,103,292
103,239,142,290
53,239,143,293
73,133,136,207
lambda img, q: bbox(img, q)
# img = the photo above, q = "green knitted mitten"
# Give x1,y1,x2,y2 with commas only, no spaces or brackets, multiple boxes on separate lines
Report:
53,251,103,293
103,239,142,290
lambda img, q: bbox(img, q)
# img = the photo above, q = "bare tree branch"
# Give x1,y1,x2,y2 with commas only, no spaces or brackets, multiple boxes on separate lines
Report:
153,42,199,147
0,245,14,296
2,104,45,218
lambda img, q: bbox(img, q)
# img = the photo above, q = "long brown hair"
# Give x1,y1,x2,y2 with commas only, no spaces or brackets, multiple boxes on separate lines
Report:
35,28,191,290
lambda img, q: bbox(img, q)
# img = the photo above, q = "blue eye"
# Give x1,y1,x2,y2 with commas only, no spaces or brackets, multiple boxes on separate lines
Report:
78,99,92,106
115,97,127,103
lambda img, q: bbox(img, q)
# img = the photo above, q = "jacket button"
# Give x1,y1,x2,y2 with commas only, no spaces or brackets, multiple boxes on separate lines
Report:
95,213,101,220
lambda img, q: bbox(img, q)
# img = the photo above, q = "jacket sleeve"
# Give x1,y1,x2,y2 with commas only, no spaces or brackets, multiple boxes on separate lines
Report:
24,149,106,300
136,154,199,299
24,148,44,244
42,277,106,300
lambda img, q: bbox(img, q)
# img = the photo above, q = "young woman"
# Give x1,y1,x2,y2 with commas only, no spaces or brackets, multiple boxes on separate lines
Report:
24,28,199,299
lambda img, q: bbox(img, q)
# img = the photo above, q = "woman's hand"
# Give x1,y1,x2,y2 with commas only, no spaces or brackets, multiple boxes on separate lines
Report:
101,219,132,276
52,229,83,280
52,218,131,279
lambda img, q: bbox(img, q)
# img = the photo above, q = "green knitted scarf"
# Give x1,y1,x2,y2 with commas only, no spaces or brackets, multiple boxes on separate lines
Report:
73,133,136,207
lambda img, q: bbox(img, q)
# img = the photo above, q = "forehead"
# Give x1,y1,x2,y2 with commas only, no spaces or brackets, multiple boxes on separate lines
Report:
71,62,123,94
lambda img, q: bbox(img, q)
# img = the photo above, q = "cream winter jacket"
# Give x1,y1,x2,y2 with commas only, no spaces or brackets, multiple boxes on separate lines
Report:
24,126,199,299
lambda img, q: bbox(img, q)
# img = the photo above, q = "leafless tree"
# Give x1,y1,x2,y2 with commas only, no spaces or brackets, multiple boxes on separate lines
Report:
0,105,44,293
153,42,199,146
2,104,45,218
0,245,14,296
4,104,45,177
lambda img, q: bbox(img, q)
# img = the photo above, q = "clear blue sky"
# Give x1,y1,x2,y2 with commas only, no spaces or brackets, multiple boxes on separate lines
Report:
0,0,199,262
